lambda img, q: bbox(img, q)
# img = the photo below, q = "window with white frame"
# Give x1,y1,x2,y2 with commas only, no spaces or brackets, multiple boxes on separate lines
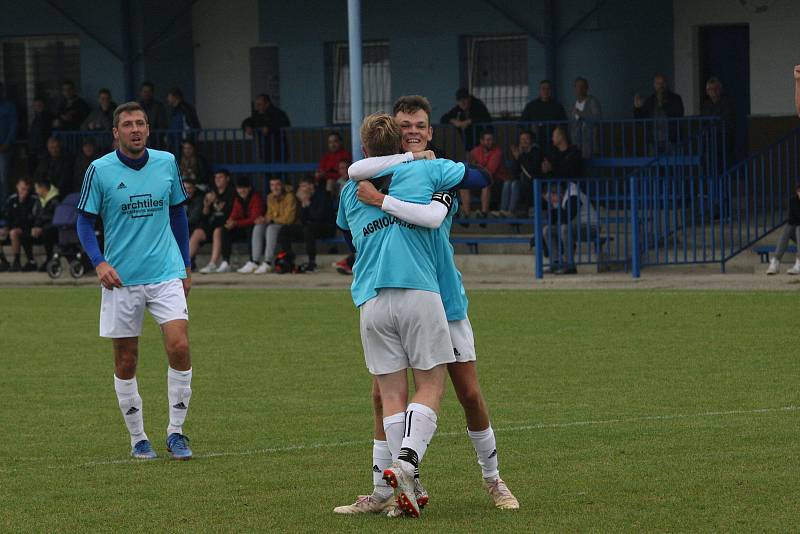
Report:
329,41,391,124
0,35,81,136
463,35,528,118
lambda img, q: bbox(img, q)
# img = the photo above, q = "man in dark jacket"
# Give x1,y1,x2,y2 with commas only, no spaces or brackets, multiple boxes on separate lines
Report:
278,175,334,272
440,88,492,151
139,82,169,131
224,175,265,270
242,94,290,162
2,178,38,271
27,97,54,174
53,80,89,131
634,74,685,151
32,178,61,269
183,178,205,234
700,77,736,165
34,136,74,194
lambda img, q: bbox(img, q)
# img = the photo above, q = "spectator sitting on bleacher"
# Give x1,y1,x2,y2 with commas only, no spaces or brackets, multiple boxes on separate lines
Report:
277,175,335,273
194,169,235,274
2,178,38,272
73,139,99,192
27,97,53,175
440,88,492,151
540,181,599,275
223,176,264,273
315,132,351,187
569,77,602,159
183,178,205,237
766,184,800,275
542,126,584,179
179,140,210,190
53,80,89,131
242,176,296,274
241,94,290,162
81,88,117,131
34,136,74,195
31,178,60,271
463,130,507,221
508,130,542,216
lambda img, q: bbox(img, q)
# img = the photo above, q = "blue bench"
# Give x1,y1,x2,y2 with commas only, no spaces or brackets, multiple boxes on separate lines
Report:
754,246,796,263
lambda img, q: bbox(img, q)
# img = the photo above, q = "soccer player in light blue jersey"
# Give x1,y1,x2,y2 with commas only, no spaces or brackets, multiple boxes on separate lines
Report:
335,96,518,515
337,113,467,518
76,102,194,461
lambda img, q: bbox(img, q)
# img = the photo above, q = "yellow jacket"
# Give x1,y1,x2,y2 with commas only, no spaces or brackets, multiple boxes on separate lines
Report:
267,185,297,225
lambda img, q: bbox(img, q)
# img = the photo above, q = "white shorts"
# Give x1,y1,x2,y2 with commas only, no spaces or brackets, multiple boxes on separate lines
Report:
449,318,477,363
99,279,188,338
359,288,455,375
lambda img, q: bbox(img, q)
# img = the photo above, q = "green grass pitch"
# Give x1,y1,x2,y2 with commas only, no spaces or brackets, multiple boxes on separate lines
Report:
0,287,797,532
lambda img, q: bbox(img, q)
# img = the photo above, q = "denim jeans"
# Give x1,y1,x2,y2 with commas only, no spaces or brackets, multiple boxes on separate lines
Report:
500,179,520,213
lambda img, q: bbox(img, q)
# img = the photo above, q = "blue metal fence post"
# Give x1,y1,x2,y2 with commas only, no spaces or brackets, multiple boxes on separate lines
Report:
347,0,363,163
630,175,641,278
534,179,544,279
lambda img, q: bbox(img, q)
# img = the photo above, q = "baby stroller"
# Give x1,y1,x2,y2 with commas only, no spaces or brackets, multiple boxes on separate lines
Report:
46,193,96,279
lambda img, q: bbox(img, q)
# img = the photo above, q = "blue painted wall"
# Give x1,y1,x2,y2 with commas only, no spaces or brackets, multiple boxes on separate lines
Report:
260,0,674,126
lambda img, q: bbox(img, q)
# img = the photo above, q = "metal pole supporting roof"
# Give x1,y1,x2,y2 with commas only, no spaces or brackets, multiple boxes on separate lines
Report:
347,0,363,162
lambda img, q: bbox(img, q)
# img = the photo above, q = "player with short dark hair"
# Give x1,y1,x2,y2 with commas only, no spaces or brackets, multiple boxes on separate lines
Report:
76,101,194,461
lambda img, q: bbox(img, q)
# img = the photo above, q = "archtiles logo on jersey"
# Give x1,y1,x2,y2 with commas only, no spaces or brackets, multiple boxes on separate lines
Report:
120,194,165,219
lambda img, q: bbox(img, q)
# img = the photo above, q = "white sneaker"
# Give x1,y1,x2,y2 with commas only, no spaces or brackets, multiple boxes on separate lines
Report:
199,262,217,274
237,261,258,274
484,478,520,510
333,493,394,515
787,260,800,275
383,461,420,518
766,258,780,275
216,261,231,273
254,262,273,274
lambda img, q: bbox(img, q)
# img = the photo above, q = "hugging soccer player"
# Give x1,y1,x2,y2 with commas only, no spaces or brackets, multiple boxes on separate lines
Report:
76,102,194,460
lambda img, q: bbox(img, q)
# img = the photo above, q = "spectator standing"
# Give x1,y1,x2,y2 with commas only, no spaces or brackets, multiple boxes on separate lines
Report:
178,140,210,189
27,97,53,175
569,77,602,159
193,170,235,273
223,176,264,272
167,87,201,148
3,178,38,272
0,82,16,210
241,94,290,162
766,185,800,275
316,132,351,185
53,80,89,131
277,175,335,273
462,130,508,219
245,176,296,274
34,137,74,194
81,88,117,131
440,88,492,151
700,77,736,164
73,139,100,192
634,74,684,153
520,80,567,144
138,82,169,131
31,178,60,270
508,130,542,215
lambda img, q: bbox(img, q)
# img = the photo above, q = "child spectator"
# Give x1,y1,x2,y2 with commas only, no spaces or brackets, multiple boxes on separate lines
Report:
31,178,60,270
193,170,235,273
183,178,205,235
278,175,335,273
241,177,296,274
3,178,38,271
224,176,264,273
179,140,210,190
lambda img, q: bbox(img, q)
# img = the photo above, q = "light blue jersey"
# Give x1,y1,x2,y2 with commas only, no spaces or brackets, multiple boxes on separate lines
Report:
435,195,469,321
372,159,464,294
77,149,188,286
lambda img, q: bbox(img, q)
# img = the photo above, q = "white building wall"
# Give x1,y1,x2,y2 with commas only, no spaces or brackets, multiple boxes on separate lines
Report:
192,0,260,128
674,0,800,116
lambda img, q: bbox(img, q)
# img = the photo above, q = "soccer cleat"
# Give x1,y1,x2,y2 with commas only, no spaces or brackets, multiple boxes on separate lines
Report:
414,478,429,509
216,261,231,273
484,478,519,510
199,262,217,274
166,433,192,460
254,261,273,274
332,493,394,514
131,439,157,460
237,261,258,274
787,260,800,275
333,258,352,275
383,462,420,518
766,258,780,275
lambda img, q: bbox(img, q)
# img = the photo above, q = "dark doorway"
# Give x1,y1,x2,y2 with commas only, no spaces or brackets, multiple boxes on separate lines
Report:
699,24,750,163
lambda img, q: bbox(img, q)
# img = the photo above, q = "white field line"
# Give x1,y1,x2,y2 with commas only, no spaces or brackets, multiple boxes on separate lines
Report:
1,405,795,473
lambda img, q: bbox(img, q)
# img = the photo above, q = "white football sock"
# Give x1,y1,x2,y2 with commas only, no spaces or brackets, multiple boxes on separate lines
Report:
398,402,438,472
372,439,393,499
468,425,500,480
167,367,192,436
114,375,147,447
382,412,405,460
